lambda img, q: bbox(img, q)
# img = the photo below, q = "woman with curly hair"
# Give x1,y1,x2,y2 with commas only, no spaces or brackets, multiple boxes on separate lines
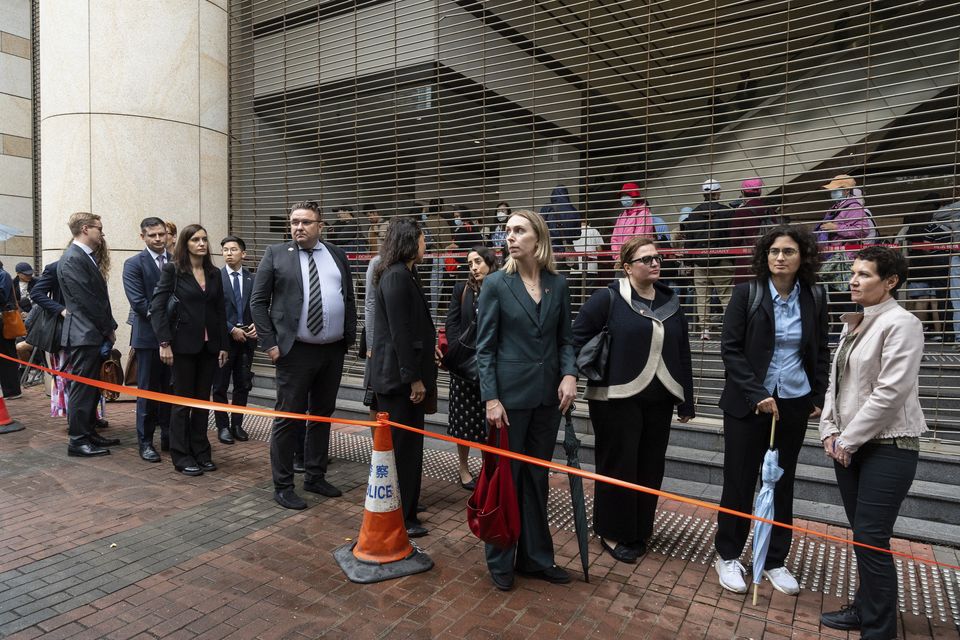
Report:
713,226,830,596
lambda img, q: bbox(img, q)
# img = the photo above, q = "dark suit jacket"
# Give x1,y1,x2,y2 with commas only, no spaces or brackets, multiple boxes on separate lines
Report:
249,240,357,357
476,269,577,409
445,281,476,346
122,248,170,349
149,263,229,355
30,262,64,316
718,279,830,419
220,266,255,329
370,262,437,396
57,243,116,348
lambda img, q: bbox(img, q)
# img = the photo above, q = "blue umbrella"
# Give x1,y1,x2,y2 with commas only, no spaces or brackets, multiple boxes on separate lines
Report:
751,415,783,604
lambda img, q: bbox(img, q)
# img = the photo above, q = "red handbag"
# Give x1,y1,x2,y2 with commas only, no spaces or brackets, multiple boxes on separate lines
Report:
467,427,521,549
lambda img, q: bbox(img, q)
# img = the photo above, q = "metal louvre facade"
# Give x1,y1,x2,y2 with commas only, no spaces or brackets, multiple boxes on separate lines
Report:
229,0,960,447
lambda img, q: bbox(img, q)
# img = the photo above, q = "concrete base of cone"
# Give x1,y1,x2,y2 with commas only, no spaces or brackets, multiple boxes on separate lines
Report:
333,542,433,584
0,421,23,434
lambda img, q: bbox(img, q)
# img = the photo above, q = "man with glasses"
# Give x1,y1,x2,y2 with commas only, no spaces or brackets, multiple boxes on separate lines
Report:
59,212,119,457
122,217,172,463
250,201,357,509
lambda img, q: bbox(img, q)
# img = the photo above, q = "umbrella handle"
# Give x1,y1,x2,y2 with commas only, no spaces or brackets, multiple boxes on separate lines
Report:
769,414,777,450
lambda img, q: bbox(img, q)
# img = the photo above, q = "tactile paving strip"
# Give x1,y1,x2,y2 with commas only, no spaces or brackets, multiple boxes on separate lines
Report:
217,414,960,628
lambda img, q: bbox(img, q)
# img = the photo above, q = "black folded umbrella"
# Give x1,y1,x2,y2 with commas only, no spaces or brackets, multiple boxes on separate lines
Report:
562,406,590,583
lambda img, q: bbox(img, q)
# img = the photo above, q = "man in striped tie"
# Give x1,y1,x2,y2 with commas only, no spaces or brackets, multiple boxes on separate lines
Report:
250,201,357,510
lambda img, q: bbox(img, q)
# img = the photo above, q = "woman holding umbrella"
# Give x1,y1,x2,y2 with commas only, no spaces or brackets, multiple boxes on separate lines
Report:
714,226,829,595
476,209,578,591
572,236,695,564
819,246,926,639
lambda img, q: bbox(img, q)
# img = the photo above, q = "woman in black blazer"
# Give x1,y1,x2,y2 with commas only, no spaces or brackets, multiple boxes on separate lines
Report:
475,209,578,592
151,224,229,477
370,217,436,538
713,226,829,596
572,236,695,565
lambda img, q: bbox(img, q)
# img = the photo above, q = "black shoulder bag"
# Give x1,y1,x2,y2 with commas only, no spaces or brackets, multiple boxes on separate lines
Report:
443,286,479,383
576,288,616,381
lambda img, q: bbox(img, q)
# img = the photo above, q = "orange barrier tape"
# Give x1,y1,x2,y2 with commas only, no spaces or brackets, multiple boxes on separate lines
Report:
5,352,958,572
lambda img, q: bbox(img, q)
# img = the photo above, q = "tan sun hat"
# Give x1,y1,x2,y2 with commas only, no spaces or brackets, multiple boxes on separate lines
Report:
822,174,856,190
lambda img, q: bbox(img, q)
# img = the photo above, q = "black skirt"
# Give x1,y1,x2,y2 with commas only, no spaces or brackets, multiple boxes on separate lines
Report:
446,374,486,443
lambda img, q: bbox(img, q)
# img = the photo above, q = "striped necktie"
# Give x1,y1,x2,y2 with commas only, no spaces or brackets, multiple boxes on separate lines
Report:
304,248,324,335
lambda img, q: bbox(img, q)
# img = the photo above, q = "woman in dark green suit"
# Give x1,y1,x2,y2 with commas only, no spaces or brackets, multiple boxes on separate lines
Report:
476,209,578,591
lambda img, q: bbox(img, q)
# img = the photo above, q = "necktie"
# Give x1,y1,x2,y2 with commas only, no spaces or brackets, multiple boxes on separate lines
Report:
304,248,324,335
157,254,166,270
231,271,242,324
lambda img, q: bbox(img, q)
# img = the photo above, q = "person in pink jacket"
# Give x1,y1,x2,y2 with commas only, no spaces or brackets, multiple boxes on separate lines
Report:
611,183,654,253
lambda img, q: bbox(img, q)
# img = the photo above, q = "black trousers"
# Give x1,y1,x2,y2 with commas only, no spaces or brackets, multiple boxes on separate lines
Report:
271,341,344,491
715,394,811,568
169,351,217,469
588,392,675,545
0,335,21,397
485,404,560,577
375,392,425,527
65,345,101,443
836,442,918,640
134,347,171,445
212,342,254,430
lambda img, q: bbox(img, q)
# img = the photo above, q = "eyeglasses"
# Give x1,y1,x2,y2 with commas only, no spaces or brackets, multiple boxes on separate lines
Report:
628,255,664,266
768,248,799,257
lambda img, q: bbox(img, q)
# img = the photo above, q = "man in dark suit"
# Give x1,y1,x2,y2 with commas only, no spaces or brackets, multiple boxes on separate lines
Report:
212,235,255,444
250,201,357,510
122,217,172,462
59,212,119,457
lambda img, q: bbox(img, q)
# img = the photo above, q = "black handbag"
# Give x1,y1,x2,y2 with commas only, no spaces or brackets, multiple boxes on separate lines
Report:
576,288,616,381
165,268,181,330
442,286,479,382
24,305,62,353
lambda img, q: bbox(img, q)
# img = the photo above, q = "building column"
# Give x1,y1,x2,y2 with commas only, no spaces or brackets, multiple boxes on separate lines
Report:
0,0,34,270
39,0,228,355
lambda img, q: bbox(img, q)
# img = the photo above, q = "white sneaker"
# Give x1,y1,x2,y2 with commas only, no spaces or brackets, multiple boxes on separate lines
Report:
714,558,747,593
763,567,800,595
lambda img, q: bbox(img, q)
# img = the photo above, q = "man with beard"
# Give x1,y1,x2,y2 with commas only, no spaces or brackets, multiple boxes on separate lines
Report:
59,212,119,457
250,201,357,509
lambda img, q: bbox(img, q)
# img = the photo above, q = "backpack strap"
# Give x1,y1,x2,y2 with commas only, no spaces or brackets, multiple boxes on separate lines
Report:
603,287,616,328
747,279,762,322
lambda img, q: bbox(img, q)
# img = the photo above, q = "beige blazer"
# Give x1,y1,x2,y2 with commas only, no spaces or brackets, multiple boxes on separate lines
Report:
819,296,927,453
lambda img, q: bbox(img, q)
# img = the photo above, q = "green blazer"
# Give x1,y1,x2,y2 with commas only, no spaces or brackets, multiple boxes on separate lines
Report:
476,269,577,409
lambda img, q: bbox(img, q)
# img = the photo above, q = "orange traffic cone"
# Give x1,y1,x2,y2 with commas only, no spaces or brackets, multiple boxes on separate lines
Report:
0,389,23,434
333,412,433,583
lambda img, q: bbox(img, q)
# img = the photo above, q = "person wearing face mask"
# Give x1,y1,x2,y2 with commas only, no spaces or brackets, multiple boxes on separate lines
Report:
814,175,878,336
444,247,499,490
490,202,511,250
610,183,654,254
818,246,925,639
451,207,484,249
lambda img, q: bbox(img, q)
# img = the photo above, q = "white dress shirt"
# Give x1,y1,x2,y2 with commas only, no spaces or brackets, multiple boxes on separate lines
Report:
296,242,345,344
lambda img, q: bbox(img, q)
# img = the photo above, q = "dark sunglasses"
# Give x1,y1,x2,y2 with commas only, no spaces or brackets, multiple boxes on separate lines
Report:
628,255,664,266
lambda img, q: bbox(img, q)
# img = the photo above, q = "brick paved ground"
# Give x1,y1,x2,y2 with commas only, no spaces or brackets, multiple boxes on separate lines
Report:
0,386,957,639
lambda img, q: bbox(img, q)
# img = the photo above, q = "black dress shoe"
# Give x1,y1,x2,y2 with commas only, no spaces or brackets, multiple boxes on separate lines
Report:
600,538,638,564
232,425,249,441
139,443,161,463
630,540,648,558
489,570,514,592
518,565,571,584
89,433,121,447
292,456,305,474
176,465,203,477
460,478,476,491
274,488,307,510
68,442,110,457
199,461,217,472
405,524,428,538
303,478,342,497
217,427,234,444
820,604,861,631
